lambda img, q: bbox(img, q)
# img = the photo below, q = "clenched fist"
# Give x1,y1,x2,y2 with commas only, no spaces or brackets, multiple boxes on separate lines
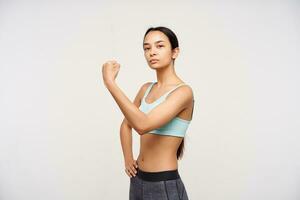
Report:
102,60,120,86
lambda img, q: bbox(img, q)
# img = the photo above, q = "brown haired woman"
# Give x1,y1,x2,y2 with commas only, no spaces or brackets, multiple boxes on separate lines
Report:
102,26,194,200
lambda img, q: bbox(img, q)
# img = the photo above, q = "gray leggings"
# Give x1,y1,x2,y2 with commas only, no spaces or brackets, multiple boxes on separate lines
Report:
129,168,189,200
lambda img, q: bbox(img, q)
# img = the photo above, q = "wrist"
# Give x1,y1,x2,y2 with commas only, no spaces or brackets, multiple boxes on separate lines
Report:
104,79,115,88
124,155,134,161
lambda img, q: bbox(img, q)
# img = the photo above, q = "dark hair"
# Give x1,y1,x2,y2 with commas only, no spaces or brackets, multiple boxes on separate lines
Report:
143,26,179,63
143,26,184,160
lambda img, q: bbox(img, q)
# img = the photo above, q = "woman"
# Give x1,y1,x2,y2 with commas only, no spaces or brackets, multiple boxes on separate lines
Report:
102,26,194,200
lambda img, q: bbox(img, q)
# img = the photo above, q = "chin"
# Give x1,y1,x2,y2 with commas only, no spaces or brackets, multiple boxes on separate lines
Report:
148,62,166,69
149,64,164,70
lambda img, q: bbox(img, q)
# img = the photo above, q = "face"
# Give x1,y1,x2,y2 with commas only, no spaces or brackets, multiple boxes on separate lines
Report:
143,31,179,69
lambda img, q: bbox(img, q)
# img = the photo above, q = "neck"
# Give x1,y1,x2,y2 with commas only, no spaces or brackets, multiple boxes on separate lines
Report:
155,63,182,88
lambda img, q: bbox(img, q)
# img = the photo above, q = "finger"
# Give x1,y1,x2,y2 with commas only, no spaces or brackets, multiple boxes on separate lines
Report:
130,165,137,174
133,161,138,168
128,168,136,177
125,169,132,178
126,167,133,177
106,61,114,65
127,167,136,177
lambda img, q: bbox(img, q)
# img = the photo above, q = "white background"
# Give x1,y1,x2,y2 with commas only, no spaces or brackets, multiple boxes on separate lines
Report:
1,1,299,199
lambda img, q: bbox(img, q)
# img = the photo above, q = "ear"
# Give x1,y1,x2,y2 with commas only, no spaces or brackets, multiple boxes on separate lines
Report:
171,47,180,60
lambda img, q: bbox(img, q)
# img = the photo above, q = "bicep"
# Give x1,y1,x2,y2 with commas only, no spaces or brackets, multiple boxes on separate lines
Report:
142,86,193,133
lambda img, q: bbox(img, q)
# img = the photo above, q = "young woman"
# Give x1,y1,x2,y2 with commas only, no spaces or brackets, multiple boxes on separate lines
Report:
102,26,194,200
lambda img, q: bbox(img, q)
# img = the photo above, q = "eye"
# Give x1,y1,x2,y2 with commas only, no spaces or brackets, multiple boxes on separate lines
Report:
144,47,150,51
157,45,164,48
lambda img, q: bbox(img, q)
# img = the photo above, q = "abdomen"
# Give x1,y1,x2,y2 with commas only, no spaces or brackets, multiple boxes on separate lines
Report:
137,133,183,172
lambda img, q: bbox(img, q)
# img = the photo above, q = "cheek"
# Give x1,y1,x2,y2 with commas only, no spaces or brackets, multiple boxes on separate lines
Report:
161,50,173,60
144,52,149,58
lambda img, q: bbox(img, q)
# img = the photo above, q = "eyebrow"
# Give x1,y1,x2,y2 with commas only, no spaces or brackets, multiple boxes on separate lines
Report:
143,40,165,46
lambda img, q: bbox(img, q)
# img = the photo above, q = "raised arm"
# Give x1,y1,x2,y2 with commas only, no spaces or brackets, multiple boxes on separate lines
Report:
106,81,193,135
102,61,193,135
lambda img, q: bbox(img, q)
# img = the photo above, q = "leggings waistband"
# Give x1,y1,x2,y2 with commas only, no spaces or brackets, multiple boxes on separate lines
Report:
136,168,180,182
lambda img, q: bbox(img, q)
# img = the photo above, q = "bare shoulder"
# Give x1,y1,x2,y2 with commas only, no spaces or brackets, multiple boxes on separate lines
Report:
168,83,194,100
140,81,153,92
136,81,152,96
133,81,153,104
181,84,194,95
122,82,153,126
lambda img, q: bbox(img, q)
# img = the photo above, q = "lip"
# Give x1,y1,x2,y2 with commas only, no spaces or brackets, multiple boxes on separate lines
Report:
150,59,159,63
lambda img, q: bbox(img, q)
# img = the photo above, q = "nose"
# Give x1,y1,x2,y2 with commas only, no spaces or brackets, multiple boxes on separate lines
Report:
149,48,157,56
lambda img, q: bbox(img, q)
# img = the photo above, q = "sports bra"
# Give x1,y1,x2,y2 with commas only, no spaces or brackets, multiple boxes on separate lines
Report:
139,81,194,137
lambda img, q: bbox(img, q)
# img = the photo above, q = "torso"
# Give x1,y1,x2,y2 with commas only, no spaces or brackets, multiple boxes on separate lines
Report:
137,134,182,171
137,82,194,172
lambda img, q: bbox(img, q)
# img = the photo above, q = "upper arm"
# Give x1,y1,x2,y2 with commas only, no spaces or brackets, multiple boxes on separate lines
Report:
141,85,194,133
121,82,152,128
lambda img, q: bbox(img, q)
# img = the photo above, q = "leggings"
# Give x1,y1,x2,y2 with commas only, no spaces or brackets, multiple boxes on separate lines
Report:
129,168,189,200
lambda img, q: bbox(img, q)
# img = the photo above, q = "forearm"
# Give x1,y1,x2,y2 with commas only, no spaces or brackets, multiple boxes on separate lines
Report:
120,122,134,160
106,81,147,132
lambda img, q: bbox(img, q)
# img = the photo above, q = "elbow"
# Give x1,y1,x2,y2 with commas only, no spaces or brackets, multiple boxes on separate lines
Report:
135,127,146,136
135,124,148,136
133,115,150,135
136,130,144,136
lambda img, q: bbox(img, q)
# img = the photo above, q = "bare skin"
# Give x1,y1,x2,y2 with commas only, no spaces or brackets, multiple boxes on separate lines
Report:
102,30,194,177
116,80,194,177
136,82,194,172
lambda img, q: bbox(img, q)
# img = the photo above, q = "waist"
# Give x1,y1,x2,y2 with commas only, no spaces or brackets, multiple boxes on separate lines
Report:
137,155,178,171
136,168,180,182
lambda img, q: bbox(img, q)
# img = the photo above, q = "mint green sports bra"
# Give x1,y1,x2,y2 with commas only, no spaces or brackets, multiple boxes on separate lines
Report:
139,81,194,137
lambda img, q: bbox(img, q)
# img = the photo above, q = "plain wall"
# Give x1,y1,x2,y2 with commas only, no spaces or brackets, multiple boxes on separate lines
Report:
0,1,299,199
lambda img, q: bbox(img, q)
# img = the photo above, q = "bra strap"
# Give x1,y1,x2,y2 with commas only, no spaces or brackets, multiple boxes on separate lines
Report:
142,82,155,100
163,83,188,98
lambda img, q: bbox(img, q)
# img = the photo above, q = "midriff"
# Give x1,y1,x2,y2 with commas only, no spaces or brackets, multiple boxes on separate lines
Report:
136,132,183,172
